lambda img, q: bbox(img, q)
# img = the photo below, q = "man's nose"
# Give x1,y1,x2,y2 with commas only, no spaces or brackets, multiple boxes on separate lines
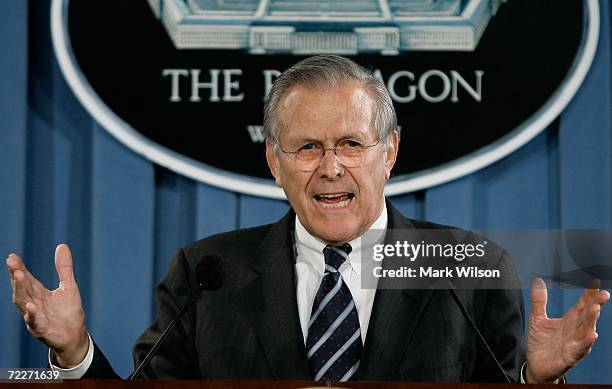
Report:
316,149,344,179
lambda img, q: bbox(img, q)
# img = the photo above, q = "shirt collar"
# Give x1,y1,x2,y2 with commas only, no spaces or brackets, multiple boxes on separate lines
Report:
294,202,388,275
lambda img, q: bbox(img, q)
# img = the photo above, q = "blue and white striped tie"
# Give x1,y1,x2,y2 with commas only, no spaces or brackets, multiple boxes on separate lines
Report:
306,244,362,382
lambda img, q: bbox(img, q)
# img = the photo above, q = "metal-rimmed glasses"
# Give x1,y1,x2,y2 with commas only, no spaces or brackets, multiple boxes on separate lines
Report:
278,138,381,172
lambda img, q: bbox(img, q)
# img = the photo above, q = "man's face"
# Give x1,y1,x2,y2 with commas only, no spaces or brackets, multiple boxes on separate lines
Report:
266,81,398,244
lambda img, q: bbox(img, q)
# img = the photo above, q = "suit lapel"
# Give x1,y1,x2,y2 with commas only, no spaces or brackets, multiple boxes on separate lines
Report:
231,210,311,379
356,203,434,380
230,203,437,380
356,289,433,380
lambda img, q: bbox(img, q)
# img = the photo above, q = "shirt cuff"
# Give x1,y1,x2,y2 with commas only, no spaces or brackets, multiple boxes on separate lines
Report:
521,361,566,384
48,334,94,379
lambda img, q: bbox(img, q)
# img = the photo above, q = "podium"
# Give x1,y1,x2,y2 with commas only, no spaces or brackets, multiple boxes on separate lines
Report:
3,380,602,388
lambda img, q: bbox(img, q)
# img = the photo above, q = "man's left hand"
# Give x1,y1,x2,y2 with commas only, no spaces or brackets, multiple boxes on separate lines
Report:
526,278,610,383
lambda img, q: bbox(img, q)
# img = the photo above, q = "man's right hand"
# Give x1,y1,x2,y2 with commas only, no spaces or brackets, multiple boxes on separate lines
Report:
6,244,89,368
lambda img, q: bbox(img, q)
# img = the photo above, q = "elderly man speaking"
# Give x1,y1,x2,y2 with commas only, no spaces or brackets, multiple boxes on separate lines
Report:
7,55,609,383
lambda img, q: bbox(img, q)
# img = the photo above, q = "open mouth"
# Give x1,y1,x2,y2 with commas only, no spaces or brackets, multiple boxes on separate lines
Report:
314,193,354,209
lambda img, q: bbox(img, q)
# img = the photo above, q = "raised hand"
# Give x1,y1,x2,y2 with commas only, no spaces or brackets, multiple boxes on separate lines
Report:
6,244,89,367
526,278,610,383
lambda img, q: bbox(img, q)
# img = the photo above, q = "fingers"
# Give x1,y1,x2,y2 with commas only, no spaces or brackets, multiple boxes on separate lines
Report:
7,253,26,288
590,304,601,331
578,305,599,351
530,278,548,318
23,302,47,336
54,244,75,288
11,270,33,311
6,254,38,310
6,254,34,291
6,253,27,274
569,287,606,355
581,279,601,306
576,289,608,332
575,280,610,314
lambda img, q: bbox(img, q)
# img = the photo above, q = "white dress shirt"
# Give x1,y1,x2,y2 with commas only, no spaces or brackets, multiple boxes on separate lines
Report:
294,204,387,344
48,334,94,378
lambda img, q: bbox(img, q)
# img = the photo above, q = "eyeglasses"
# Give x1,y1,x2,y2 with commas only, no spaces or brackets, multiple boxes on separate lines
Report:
278,138,381,172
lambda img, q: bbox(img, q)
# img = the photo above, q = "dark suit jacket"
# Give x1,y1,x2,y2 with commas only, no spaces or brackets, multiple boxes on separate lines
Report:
85,203,526,382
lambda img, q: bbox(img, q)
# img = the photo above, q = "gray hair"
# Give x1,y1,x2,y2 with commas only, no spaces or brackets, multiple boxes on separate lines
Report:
263,55,397,152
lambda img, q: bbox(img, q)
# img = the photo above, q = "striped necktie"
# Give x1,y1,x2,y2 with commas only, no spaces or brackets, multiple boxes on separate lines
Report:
306,244,362,382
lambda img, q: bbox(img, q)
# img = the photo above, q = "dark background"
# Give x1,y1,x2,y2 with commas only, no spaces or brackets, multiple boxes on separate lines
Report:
69,0,582,179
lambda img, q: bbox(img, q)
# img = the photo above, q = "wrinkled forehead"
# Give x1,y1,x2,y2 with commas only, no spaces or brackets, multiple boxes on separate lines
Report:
277,82,377,141
279,80,373,110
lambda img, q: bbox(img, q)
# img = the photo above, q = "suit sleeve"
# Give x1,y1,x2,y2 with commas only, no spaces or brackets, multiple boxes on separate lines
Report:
81,341,121,379
470,249,526,383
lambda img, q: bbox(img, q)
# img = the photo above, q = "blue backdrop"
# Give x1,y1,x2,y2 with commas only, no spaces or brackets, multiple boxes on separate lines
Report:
1,0,611,383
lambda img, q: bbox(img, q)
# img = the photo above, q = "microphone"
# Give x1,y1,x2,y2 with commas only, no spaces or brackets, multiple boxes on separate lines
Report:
128,255,225,380
447,282,513,383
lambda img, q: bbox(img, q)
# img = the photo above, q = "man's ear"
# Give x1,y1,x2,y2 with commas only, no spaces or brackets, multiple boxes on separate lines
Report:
266,139,283,187
384,130,399,180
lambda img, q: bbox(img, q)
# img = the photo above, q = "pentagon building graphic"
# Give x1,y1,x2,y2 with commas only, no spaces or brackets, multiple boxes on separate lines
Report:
148,0,507,54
